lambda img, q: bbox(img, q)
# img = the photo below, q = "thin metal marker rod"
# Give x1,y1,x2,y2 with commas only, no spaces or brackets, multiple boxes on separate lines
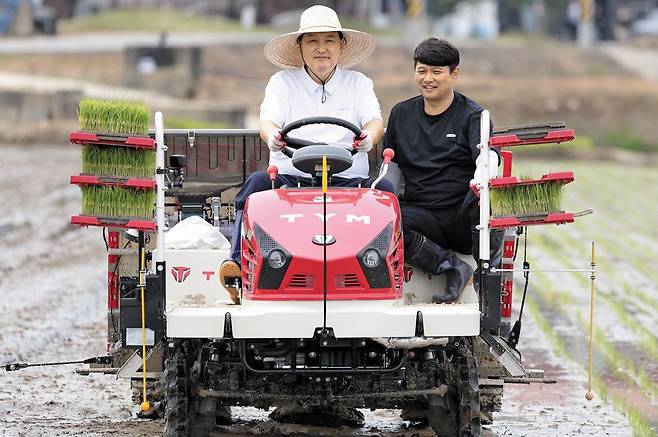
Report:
322,156,328,336
138,231,149,411
492,268,595,273
5,360,91,371
323,190,327,333
586,241,596,401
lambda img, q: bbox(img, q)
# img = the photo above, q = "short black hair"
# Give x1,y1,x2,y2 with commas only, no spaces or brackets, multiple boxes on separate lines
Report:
413,38,460,72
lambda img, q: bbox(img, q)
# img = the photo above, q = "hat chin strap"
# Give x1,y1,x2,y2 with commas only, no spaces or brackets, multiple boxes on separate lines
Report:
300,50,337,104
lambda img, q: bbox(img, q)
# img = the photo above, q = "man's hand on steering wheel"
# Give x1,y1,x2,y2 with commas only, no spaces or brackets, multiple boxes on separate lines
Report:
267,129,286,152
279,116,364,158
353,130,373,153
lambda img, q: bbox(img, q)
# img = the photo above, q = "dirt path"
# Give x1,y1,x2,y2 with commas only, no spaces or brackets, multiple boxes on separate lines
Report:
0,145,633,436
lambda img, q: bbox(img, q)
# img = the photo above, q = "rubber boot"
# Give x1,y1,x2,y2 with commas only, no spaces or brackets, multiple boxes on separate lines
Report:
472,228,505,293
219,260,241,304
405,235,474,303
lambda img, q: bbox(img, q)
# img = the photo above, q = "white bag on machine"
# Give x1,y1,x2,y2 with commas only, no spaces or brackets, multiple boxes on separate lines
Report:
165,216,230,250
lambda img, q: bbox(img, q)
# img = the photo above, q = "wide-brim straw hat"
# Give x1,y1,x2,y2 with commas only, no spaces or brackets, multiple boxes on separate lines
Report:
264,5,376,69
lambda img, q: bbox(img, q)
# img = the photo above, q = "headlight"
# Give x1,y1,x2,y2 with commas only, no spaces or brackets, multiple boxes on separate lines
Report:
357,222,393,289
361,249,381,268
267,249,287,269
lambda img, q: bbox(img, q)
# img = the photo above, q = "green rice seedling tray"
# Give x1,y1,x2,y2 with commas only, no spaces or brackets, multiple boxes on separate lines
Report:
77,97,150,137
490,172,575,227
70,175,155,190
78,143,156,179
71,215,156,231
70,131,155,149
78,185,154,220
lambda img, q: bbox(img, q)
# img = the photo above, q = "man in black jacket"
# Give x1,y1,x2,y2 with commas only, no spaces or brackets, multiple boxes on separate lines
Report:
384,38,501,303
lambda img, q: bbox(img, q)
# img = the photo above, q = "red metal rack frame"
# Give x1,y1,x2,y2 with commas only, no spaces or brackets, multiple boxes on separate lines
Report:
489,172,574,189
70,175,156,190
489,129,575,148
490,212,575,229
71,215,156,231
69,131,155,149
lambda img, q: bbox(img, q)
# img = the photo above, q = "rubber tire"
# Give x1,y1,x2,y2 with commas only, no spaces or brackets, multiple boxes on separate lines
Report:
163,345,218,437
164,348,189,437
427,387,459,437
427,340,481,437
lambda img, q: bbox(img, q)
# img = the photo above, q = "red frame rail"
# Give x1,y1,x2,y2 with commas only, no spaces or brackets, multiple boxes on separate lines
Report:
71,215,156,231
490,212,574,229
70,175,156,190
490,171,574,189
69,131,155,149
489,129,575,148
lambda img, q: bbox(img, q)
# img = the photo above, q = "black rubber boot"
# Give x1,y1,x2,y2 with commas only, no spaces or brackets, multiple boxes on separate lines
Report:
472,228,505,293
405,235,474,303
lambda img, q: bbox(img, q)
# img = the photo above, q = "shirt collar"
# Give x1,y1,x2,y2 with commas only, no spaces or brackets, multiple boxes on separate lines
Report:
299,66,343,96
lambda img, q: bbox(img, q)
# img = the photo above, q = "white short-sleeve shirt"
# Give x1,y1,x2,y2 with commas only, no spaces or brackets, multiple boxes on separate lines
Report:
260,67,382,179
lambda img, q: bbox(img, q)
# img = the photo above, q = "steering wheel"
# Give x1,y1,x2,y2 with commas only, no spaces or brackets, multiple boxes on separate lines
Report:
280,116,362,155
278,117,363,177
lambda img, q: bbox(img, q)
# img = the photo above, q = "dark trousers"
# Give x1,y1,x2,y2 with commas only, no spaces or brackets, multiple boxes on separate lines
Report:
402,191,480,256
402,190,504,266
231,171,395,263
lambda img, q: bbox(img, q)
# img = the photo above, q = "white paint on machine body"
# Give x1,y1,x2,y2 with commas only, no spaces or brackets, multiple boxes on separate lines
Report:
162,247,479,339
160,249,233,307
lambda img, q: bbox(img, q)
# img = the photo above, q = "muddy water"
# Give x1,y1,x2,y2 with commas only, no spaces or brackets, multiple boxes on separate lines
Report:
0,145,632,436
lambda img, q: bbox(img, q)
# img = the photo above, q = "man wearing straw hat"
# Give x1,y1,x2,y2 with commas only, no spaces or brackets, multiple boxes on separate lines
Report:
220,5,392,303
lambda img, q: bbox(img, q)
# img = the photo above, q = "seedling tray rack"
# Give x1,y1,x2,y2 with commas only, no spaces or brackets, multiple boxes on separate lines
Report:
69,131,155,149
488,122,578,229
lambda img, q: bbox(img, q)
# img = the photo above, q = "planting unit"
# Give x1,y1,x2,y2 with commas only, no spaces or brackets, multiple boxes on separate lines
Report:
488,123,579,229
69,131,156,231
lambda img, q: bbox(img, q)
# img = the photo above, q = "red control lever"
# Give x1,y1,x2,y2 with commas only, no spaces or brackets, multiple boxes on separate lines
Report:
267,165,278,189
382,148,395,164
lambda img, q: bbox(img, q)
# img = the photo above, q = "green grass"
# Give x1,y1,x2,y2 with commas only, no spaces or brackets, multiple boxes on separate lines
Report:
81,186,154,219
586,314,658,400
60,7,254,33
526,295,656,437
510,159,658,436
78,98,150,136
81,145,155,178
491,178,566,216
531,222,658,367
603,129,658,152
528,224,658,429
605,297,658,363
